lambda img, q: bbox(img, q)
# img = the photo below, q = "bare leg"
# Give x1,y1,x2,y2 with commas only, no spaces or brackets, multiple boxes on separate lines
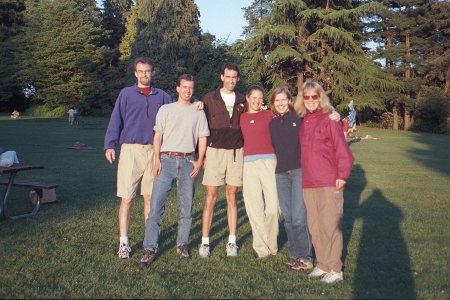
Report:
143,194,151,224
225,185,238,236
201,186,219,237
118,197,133,237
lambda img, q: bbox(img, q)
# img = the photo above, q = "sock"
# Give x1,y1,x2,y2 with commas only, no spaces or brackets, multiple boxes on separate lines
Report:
120,236,129,245
202,237,209,245
228,235,236,244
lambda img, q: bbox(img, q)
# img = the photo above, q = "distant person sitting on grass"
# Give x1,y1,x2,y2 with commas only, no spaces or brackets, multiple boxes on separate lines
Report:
11,110,20,119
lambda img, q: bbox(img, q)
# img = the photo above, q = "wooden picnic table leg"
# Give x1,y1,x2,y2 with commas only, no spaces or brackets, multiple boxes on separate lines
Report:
1,172,17,219
1,172,41,220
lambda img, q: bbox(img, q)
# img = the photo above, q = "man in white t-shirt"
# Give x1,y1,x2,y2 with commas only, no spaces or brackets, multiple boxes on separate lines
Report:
199,63,246,257
139,74,210,267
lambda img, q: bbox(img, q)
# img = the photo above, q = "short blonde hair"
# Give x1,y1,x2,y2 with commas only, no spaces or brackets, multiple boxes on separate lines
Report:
294,80,334,117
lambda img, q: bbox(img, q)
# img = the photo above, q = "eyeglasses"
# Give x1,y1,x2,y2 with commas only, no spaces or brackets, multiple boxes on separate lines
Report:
303,94,319,101
136,70,152,75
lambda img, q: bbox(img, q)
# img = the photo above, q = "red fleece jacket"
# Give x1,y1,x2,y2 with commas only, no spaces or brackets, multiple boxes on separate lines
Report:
300,110,355,188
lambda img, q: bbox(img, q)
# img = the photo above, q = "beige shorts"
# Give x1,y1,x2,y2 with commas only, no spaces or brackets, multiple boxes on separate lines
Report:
117,143,154,199
202,147,243,187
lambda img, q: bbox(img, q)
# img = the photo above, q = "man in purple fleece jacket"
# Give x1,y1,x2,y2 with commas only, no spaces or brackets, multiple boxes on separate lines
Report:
104,57,174,259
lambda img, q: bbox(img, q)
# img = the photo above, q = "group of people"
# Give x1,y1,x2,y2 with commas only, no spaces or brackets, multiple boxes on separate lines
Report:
104,57,354,284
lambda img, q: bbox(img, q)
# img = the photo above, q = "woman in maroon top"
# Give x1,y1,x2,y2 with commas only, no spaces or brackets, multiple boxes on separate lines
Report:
294,80,354,284
240,85,279,259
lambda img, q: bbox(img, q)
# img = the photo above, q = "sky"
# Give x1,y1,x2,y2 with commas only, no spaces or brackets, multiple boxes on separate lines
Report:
195,0,253,44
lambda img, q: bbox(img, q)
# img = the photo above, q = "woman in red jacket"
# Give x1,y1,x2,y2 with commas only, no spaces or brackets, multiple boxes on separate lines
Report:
294,80,355,284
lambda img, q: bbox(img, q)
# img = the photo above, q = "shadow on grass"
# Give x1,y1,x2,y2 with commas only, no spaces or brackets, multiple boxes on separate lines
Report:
343,164,366,264
350,169,415,298
409,133,450,177
133,189,251,256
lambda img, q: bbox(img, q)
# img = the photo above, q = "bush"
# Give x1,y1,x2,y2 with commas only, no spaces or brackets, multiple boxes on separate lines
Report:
365,112,404,130
411,88,449,134
25,105,67,117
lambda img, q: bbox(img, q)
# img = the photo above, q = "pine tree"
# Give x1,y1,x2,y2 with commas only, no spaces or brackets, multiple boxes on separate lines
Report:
17,0,103,114
102,0,133,48
130,0,201,95
368,0,447,130
238,0,399,112
0,0,26,111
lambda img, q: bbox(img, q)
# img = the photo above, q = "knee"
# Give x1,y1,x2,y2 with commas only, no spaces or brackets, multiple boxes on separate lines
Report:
120,198,133,208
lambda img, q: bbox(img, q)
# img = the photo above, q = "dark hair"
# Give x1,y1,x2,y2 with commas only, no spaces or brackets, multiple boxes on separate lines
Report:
244,85,265,112
177,74,194,86
221,62,240,77
133,57,154,71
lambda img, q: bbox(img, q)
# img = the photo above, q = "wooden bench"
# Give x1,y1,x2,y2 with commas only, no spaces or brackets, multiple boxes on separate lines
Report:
0,178,58,219
0,178,57,194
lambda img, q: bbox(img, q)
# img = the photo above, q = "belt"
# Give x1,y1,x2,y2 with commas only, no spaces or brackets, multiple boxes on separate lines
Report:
160,151,194,157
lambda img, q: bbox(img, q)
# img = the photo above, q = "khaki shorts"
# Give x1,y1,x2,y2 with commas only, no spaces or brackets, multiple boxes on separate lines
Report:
202,147,243,187
117,143,154,199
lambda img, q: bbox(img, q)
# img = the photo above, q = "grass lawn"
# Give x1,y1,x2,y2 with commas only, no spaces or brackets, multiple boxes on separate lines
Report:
0,116,449,299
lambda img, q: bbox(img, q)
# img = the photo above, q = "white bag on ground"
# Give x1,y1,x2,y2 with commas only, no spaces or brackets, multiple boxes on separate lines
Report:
0,151,19,167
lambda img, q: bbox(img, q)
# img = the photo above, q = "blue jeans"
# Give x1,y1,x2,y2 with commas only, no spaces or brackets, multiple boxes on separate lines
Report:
143,154,195,249
276,168,312,261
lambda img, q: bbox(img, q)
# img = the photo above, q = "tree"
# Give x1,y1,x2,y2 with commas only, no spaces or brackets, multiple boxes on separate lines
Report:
17,0,103,115
129,0,201,95
102,0,133,48
237,0,399,113
0,0,26,112
368,0,449,130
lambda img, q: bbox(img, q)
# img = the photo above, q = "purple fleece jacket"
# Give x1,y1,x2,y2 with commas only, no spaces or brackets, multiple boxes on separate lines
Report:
104,84,173,150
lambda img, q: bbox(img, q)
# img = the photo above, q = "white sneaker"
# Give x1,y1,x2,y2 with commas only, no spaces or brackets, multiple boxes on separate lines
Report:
117,243,131,259
308,266,327,278
226,243,239,257
320,271,343,284
199,244,210,257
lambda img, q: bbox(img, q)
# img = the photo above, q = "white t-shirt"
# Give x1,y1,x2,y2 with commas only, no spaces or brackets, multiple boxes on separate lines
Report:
220,91,236,117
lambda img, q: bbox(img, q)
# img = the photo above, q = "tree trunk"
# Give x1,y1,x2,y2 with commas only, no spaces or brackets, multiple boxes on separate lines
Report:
404,34,411,131
296,71,303,95
445,66,450,92
404,110,411,130
393,105,399,130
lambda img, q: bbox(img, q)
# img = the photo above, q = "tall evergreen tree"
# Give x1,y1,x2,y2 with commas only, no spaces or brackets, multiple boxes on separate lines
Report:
367,0,450,130
130,0,201,95
238,0,398,112
0,0,26,111
102,0,132,48
17,0,103,114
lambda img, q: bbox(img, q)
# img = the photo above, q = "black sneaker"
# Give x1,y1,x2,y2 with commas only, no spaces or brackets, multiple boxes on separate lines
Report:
176,244,190,259
139,248,157,268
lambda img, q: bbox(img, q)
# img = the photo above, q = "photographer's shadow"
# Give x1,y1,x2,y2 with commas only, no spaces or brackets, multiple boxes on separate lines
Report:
354,188,416,298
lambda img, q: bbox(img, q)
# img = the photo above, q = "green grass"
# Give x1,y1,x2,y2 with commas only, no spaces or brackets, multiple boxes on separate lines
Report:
0,117,449,299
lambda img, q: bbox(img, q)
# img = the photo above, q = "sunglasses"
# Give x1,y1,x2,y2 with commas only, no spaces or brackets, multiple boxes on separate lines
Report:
303,94,319,100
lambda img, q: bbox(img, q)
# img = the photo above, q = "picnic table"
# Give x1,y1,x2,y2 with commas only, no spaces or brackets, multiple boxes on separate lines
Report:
0,164,57,219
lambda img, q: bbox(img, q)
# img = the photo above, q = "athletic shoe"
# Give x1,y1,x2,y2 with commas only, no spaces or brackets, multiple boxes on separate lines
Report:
139,248,157,268
300,259,314,270
285,257,298,268
198,244,210,258
320,271,343,284
226,243,239,257
291,260,311,271
308,266,327,278
117,243,131,259
176,244,190,259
